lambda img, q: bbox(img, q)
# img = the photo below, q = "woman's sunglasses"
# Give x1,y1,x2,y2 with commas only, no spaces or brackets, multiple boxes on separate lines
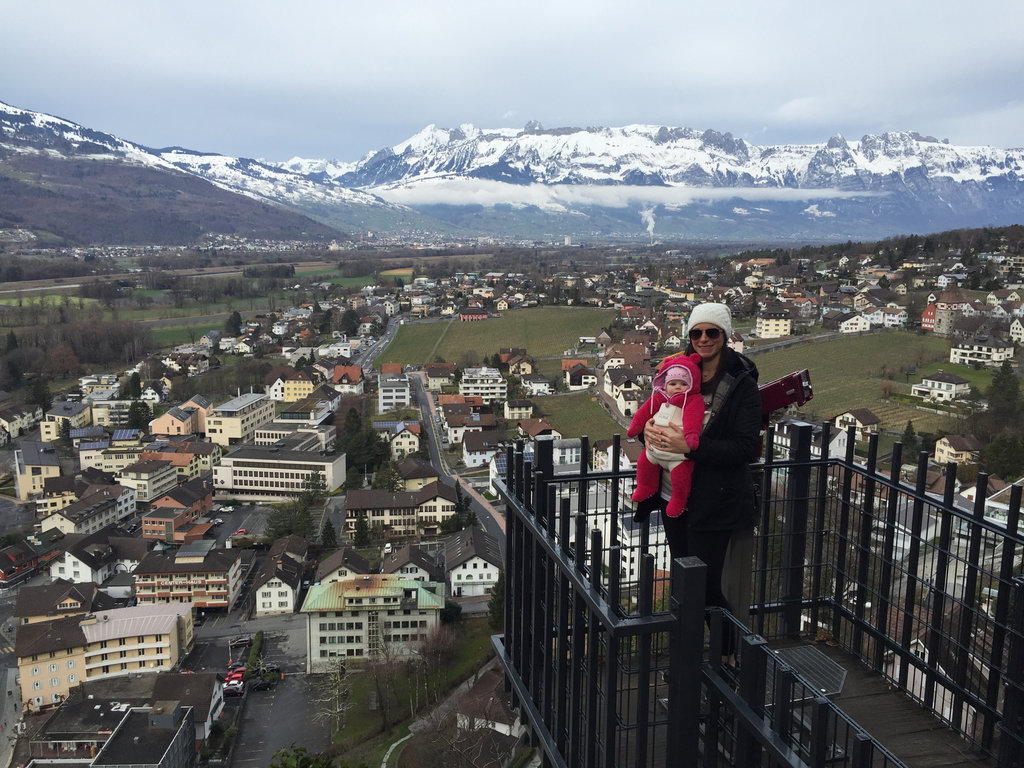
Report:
689,327,722,341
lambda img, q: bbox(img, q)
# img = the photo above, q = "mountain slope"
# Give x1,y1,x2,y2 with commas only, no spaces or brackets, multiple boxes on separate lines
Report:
0,101,356,245
3,100,1023,245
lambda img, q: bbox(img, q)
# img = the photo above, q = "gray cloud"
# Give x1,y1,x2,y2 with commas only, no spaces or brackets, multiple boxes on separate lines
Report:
3,0,1023,160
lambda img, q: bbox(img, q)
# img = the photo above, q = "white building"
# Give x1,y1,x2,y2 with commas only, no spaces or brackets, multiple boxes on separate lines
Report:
911,371,972,402
459,367,507,404
300,575,445,671
377,374,412,412
445,528,502,598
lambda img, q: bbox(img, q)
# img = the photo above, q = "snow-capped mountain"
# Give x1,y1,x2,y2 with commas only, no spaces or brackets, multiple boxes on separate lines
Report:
3,98,1023,244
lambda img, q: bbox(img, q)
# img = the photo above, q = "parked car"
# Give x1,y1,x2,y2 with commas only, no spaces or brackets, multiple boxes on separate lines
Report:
234,528,248,536
212,518,224,526
223,683,244,697
227,662,246,671
249,678,275,691
220,505,235,513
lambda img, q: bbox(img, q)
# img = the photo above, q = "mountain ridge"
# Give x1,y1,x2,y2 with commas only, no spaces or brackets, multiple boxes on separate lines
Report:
3,100,1023,245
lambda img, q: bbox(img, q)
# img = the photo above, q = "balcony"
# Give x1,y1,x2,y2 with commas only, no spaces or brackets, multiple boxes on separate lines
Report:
494,428,1024,767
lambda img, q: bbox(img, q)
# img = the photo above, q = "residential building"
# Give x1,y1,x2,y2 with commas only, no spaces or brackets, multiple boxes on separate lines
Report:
300,575,445,671
0,540,42,588
755,305,793,339
381,544,443,582
41,484,136,536
117,460,178,505
314,548,372,584
949,336,1015,367
459,366,507,404
13,579,117,625
0,402,43,438
378,374,412,412
445,528,503,598
265,369,316,402
47,526,148,585
911,371,972,402
133,542,244,610
395,456,439,491
344,481,459,538
40,401,92,442
88,397,133,429
373,420,422,460
148,395,213,438
834,409,881,442
14,603,194,710
462,430,504,468
205,393,275,447
935,434,984,465
14,441,62,501
253,535,308,617
332,365,365,395
423,362,456,391
504,400,534,421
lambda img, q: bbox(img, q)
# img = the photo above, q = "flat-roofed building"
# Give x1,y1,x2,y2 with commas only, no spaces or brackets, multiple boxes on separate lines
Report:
205,393,275,447
459,366,507,403
213,436,346,503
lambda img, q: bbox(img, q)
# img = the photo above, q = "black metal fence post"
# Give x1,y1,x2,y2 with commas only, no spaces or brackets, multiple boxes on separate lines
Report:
781,424,812,636
998,576,1024,767
667,556,707,766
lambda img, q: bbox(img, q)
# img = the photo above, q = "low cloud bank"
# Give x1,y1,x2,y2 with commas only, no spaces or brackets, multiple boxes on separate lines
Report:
374,178,884,209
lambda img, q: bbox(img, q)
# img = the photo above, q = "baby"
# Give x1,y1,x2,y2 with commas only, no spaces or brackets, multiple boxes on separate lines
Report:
627,352,705,518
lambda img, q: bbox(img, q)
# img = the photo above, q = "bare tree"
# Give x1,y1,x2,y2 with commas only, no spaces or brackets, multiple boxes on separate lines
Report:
307,659,351,734
365,641,402,733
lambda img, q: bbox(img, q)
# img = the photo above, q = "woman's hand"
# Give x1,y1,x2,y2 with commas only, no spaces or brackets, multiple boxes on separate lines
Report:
644,419,689,454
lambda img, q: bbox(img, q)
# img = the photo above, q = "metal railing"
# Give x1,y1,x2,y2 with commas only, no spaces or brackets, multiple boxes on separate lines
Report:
492,426,1024,767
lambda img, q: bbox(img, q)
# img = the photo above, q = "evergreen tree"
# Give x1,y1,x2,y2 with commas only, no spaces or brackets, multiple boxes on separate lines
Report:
488,570,506,630
343,408,362,435
371,460,403,492
225,310,243,336
986,361,1021,429
321,519,338,549
128,372,142,399
353,514,370,547
127,400,152,430
5,330,17,352
901,420,917,448
984,429,1024,479
27,378,52,411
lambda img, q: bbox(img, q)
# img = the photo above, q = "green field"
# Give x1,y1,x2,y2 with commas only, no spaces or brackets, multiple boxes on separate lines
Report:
380,307,615,366
532,391,622,442
752,332,963,434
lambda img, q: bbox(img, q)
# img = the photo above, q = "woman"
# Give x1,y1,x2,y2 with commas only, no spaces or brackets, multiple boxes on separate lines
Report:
642,302,761,662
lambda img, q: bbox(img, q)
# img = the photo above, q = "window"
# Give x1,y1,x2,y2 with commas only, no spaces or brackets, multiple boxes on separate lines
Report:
50,677,59,687
48,663,58,672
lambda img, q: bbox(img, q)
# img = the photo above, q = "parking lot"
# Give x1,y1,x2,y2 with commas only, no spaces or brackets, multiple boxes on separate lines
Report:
187,612,330,762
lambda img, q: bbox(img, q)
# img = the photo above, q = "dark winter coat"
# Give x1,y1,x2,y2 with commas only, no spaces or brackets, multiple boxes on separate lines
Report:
634,346,761,530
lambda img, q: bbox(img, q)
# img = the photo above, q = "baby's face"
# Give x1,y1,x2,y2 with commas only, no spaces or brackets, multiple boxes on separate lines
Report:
666,378,689,395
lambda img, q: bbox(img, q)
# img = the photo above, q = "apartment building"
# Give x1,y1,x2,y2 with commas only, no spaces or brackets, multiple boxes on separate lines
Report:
133,542,244,610
116,459,178,504
377,374,412,412
205,393,275,447
344,481,458,538
14,441,62,501
40,401,92,442
40,484,136,536
301,575,444,671
458,366,507,404
14,603,194,710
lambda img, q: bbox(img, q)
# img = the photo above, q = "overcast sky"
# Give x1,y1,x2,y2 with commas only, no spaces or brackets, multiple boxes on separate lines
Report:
4,0,1023,163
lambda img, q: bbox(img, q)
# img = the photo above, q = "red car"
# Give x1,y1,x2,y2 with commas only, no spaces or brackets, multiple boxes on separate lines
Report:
234,528,248,536
225,671,245,683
